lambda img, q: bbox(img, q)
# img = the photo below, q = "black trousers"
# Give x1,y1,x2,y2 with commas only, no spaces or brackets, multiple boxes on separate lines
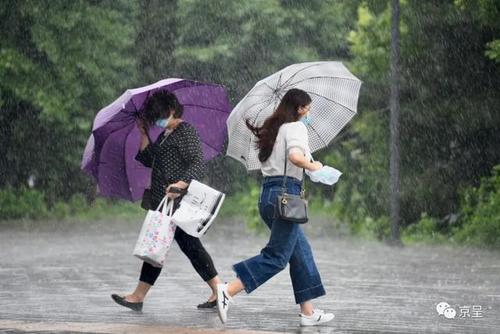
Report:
139,199,218,285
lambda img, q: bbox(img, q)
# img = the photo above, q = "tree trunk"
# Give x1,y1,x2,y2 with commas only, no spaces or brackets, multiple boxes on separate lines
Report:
390,0,401,245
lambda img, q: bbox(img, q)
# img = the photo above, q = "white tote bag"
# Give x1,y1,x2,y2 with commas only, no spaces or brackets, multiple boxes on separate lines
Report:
133,197,176,268
172,180,225,238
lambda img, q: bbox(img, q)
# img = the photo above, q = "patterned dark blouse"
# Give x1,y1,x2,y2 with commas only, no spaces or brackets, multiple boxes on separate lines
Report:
135,122,205,207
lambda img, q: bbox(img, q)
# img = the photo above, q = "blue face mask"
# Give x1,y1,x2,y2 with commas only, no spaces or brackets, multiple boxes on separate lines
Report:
155,118,168,128
301,114,312,126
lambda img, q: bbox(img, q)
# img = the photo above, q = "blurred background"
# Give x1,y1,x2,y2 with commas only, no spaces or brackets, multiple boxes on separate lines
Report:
1,0,499,249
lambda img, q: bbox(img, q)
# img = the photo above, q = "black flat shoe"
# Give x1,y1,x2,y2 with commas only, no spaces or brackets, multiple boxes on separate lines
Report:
111,294,143,312
197,299,217,309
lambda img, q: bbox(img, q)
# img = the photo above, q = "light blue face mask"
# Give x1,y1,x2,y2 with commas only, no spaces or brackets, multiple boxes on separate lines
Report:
155,118,169,128
301,114,312,126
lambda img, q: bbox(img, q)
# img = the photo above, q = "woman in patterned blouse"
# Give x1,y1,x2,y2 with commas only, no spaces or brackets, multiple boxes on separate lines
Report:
111,91,222,312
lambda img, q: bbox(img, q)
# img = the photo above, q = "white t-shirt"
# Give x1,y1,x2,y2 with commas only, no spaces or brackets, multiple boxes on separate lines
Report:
261,121,311,181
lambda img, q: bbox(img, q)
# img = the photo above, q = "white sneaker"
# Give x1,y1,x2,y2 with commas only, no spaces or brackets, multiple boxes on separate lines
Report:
216,283,233,324
300,309,335,326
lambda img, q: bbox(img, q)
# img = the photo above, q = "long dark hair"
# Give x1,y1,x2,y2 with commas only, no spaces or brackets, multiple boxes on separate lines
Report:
246,88,312,163
141,90,184,125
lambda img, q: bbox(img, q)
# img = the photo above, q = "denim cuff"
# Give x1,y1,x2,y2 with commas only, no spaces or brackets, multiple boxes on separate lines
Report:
233,262,258,293
294,284,326,304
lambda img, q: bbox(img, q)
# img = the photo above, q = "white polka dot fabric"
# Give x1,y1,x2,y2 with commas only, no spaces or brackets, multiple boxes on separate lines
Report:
226,61,362,170
136,122,205,206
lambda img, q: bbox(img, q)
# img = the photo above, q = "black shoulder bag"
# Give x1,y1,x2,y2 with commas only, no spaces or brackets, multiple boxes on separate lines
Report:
276,148,309,224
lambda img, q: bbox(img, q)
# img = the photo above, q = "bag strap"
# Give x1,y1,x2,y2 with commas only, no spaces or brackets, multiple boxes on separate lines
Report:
162,199,174,217
168,200,174,217
155,196,168,211
159,197,174,217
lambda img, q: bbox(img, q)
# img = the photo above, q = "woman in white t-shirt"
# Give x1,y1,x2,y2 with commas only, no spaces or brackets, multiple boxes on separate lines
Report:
216,88,334,326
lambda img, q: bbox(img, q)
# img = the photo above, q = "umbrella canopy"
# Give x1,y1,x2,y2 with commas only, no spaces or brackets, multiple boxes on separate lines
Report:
82,78,231,201
226,61,362,170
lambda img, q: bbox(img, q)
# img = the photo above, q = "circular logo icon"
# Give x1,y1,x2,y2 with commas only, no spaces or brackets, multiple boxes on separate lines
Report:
436,301,450,315
444,307,457,319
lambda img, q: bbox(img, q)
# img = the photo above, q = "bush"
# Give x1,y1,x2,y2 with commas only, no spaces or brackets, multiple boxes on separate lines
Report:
67,193,89,215
0,187,145,222
70,197,143,222
402,213,449,244
218,181,266,234
0,187,48,220
51,201,71,220
453,165,500,249
240,184,265,234
350,215,391,241
401,165,500,249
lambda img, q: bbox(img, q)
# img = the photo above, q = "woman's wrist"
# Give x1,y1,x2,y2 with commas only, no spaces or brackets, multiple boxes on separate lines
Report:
308,161,323,171
305,161,316,171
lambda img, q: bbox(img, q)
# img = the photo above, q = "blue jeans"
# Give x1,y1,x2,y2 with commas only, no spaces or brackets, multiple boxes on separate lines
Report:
233,176,326,304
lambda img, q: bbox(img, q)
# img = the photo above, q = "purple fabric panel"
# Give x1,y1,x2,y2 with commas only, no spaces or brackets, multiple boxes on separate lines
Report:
96,123,134,200
124,125,163,201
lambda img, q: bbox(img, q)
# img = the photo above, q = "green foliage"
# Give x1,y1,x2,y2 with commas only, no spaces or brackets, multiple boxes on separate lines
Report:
217,193,242,218
308,193,337,218
402,165,500,249
325,108,390,237
455,0,500,61
218,180,265,234
0,0,138,123
335,0,500,237
51,193,96,220
136,0,177,84
348,2,392,82
51,201,71,220
402,213,449,245
0,186,143,222
174,0,358,101
350,215,391,241
485,39,500,62
51,193,89,220
71,198,143,222
398,1,500,222
0,187,48,220
453,165,500,248
240,182,265,234
0,0,138,203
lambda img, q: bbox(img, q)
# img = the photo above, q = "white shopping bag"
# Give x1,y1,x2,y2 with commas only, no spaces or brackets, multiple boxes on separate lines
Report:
133,197,176,268
172,180,225,238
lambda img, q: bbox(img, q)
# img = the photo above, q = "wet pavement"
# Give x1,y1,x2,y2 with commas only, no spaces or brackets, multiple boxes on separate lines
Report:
0,216,499,334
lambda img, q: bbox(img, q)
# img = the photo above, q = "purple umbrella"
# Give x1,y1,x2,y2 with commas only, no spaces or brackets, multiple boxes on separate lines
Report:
81,78,231,201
